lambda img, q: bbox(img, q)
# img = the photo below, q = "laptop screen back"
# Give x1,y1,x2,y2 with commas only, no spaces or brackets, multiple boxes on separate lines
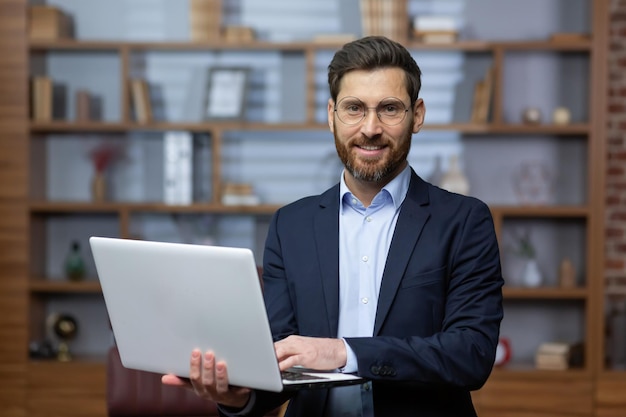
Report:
90,237,284,392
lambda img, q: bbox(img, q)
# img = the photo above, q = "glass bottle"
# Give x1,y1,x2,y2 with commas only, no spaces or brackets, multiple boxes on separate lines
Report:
64,241,86,282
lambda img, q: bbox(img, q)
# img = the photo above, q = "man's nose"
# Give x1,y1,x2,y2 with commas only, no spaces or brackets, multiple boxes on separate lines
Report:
360,109,384,136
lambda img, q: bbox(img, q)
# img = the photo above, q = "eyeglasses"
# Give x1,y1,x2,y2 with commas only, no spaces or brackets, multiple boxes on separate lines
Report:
334,96,410,126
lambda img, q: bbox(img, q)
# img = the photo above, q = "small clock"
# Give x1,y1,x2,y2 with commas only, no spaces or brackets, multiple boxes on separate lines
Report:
494,337,512,367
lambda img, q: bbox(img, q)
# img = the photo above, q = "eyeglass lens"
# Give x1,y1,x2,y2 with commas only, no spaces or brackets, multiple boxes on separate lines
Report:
335,97,408,126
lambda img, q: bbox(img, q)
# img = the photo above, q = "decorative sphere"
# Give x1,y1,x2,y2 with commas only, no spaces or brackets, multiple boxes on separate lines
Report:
53,315,78,340
552,107,571,125
522,107,542,124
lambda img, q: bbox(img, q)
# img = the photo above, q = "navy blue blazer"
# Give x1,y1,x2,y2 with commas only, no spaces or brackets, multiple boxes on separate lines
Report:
242,169,504,417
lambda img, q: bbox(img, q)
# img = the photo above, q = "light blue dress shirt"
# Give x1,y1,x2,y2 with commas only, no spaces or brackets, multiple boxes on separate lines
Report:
328,165,411,417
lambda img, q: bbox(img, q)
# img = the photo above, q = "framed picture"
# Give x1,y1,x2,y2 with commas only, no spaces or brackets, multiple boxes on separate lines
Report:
204,67,250,120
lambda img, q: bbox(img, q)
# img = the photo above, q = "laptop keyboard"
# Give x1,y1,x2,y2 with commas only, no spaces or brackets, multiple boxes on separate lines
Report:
281,370,328,381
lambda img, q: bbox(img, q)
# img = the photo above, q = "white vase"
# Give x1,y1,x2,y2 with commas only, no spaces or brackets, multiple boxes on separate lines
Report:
439,155,470,195
521,258,542,287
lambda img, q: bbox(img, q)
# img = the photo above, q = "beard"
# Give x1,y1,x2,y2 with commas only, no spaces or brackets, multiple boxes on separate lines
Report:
334,124,412,183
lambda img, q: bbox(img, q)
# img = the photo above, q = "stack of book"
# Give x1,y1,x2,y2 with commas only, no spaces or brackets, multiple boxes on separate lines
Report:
221,183,260,206
224,26,255,43
535,342,584,370
29,5,73,40
360,0,407,41
189,0,222,42
31,76,53,122
129,79,153,124
412,15,458,44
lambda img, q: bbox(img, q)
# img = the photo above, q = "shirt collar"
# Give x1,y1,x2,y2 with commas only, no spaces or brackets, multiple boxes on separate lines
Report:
339,164,411,211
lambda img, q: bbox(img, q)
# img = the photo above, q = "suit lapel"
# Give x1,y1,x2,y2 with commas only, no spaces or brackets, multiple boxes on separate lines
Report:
374,172,431,335
313,186,341,337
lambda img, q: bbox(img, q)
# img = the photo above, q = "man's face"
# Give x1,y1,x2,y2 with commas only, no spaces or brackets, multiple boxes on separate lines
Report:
327,68,425,184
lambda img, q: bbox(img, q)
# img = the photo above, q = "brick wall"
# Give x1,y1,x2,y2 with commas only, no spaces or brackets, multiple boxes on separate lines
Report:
607,0,626,293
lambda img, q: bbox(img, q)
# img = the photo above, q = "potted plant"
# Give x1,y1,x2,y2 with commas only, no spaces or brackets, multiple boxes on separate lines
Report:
511,228,542,287
88,143,122,202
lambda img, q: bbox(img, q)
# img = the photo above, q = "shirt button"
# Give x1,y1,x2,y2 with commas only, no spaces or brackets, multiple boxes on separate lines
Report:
362,255,368,262
352,198,357,204
366,216,372,222
361,297,369,304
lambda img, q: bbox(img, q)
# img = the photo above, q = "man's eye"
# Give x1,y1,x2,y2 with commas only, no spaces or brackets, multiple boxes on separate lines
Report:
345,104,363,113
380,104,399,114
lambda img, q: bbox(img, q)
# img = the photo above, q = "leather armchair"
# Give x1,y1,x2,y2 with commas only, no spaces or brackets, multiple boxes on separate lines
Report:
107,346,285,416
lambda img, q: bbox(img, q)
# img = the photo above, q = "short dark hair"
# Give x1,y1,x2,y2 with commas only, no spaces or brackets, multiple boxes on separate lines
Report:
327,36,422,105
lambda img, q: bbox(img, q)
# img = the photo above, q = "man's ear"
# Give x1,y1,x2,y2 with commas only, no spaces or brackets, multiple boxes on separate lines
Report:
412,99,425,133
328,98,335,132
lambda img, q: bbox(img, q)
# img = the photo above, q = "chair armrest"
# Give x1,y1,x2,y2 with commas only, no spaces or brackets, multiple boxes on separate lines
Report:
107,346,218,416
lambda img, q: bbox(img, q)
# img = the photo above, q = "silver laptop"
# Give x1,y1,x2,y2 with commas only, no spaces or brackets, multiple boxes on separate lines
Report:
90,236,364,392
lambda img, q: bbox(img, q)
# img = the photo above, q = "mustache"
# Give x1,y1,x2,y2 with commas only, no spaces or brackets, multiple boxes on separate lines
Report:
351,134,387,146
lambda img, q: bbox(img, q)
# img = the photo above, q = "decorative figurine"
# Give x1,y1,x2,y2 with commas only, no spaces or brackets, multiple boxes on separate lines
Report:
511,161,554,205
559,258,576,288
552,106,571,125
64,240,86,282
522,107,542,124
47,313,79,362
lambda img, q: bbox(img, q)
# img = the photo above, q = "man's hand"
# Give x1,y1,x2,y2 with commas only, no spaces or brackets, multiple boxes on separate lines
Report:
274,335,347,371
161,350,251,409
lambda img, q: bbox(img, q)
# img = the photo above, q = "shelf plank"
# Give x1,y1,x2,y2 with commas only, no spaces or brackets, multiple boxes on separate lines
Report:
496,39,592,51
28,279,589,300
29,279,102,293
29,39,320,52
487,123,590,135
406,40,492,51
29,355,107,365
29,38,592,53
29,201,123,213
29,201,282,215
490,205,590,218
503,286,588,299
490,362,590,378
30,121,331,133
29,40,124,51
28,202,591,217
30,121,591,135
28,39,492,52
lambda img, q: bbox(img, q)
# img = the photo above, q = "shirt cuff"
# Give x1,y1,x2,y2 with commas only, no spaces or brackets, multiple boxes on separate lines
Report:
341,338,358,373
217,391,256,416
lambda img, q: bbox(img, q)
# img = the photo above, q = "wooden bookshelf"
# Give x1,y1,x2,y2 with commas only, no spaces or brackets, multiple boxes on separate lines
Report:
0,1,617,416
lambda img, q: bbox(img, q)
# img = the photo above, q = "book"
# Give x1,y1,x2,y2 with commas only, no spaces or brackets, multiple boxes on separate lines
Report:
470,81,484,124
414,30,458,44
31,76,52,121
535,342,584,370
224,26,255,43
75,90,91,122
221,182,259,206
163,131,193,205
129,79,153,124
470,67,494,124
29,5,73,40
413,15,457,32
189,0,222,42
